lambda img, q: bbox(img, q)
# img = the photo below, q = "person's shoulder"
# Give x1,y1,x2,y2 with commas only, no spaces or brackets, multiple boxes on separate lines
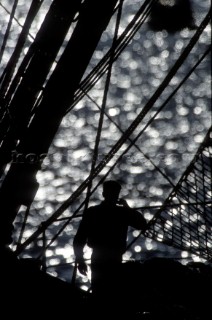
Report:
86,203,102,214
120,205,141,216
88,203,102,209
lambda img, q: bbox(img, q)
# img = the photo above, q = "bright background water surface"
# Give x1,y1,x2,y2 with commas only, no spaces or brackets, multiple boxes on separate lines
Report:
0,0,211,289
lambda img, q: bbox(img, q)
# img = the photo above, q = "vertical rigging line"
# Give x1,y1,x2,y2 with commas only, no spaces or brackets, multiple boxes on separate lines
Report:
0,0,19,64
67,0,156,112
0,0,43,99
83,0,124,212
27,0,155,120
0,3,35,41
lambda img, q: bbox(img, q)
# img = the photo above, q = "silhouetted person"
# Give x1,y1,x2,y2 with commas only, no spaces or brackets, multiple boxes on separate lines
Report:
73,180,147,314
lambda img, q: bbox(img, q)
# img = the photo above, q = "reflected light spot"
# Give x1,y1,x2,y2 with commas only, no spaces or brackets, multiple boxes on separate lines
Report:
149,57,161,65
49,258,60,265
37,170,54,182
73,149,87,159
144,212,154,221
95,50,104,59
117,75,130,89
55,248,70,259
124,92,136,103
45,205,53,214
23,230,34,238
24,47,29,54
165,141,178,150
192,255,203,263
46,250,54,258
165,221,173,229
129,166,143,174
133,230,140,237
84,246,92,260
173,208,178,216
175,40,184,51
194,134,204,143
80,285,89,291
191,241,199,248
48,271,58,277
177,105,189,116
161,50,169,59
144,39,151,49
122,51,131,60
123,251,132,260
146,242,153,250
147,128,159,138
108,108,119,117
56,194,68,202
180,122,190,134
129,60,138,69
54,138,66,148
157,234,164,241
160,0,175,7
149,186,163,196
181,251,189,258
164,110,173,119
73,118,85,128
134,245,141,252
152,78,161,87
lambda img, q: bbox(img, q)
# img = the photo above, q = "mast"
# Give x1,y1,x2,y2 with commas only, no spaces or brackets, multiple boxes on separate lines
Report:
0,0,119,246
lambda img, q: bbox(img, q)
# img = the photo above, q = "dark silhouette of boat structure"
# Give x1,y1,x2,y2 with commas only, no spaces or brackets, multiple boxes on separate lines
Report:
0,1,211,318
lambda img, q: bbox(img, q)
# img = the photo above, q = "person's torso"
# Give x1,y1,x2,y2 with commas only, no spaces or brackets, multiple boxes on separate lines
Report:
86,203,130,254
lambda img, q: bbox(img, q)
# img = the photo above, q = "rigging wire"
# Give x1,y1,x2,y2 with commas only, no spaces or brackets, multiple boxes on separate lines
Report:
28,0,155,119
65,0,156,114
0,2,35,42
83,0,124,213
15,12,211,255
0,0,44,100
0,0,19,64
126,126,212,253
81,89,176,189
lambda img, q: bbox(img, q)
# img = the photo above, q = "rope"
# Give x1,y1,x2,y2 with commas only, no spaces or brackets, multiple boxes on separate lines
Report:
0,0,19,64
144,128,212,260
27,0,155,121
126,126,211,256
0,0,43,100
80,34,209,192
83,0,124,213
0,2,35,42
65,0,156,114
81,89,176,189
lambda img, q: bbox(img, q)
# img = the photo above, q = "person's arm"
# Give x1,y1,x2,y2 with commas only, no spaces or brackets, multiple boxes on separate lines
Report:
119,199,147,230
130,209,147,230
73,215,89,275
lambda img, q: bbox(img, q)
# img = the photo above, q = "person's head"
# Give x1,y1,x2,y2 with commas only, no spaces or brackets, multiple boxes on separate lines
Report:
102,180,121,204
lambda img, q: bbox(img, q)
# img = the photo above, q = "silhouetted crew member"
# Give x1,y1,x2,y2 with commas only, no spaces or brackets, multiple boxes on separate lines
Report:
73,180,147,298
